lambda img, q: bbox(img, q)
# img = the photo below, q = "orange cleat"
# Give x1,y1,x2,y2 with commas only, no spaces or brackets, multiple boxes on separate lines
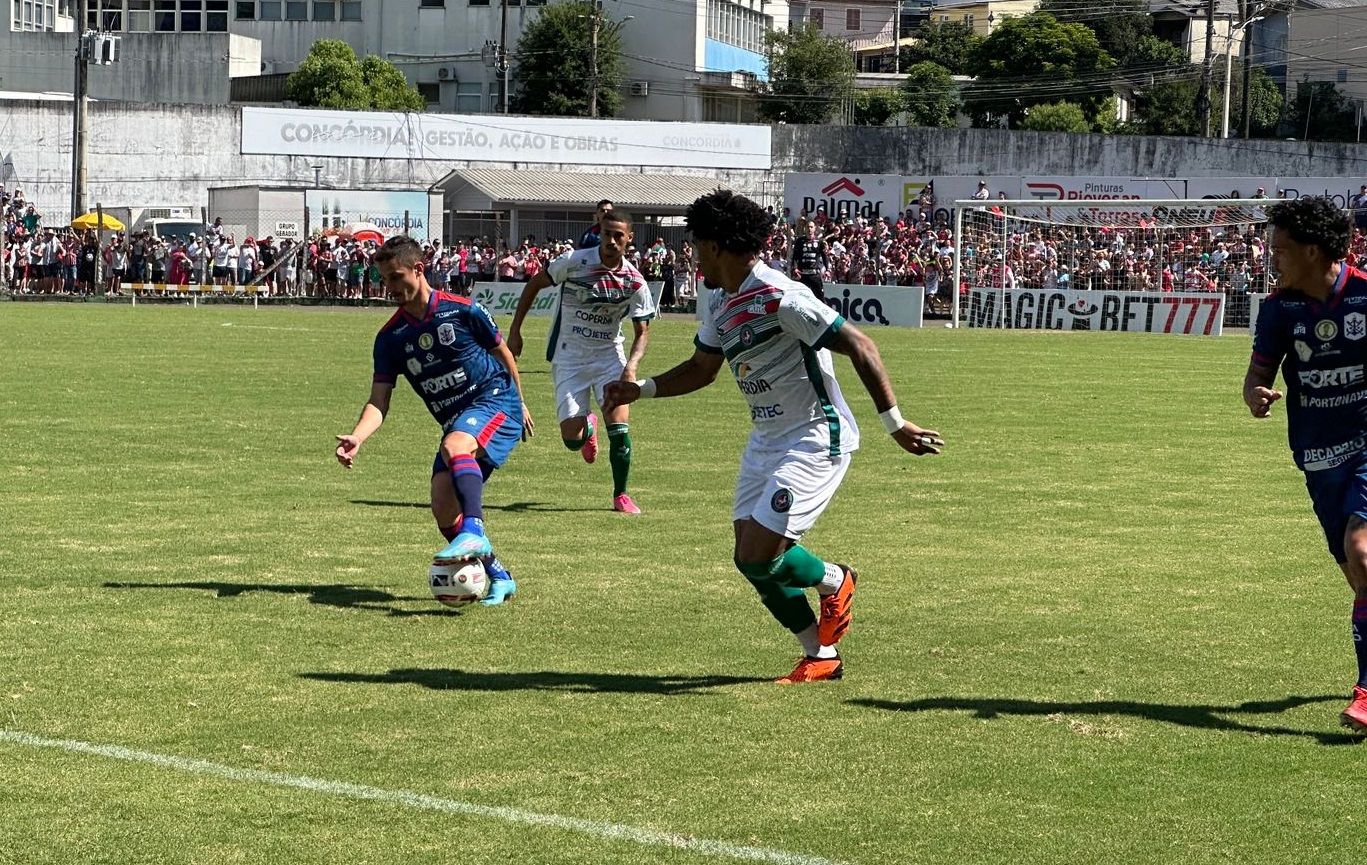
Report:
1340,685,1367,733
817,565,857,647
581,414,599,464
776,656,844,684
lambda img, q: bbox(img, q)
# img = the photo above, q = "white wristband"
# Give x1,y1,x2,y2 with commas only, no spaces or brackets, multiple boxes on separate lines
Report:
879,406,905,434
635,378,657,399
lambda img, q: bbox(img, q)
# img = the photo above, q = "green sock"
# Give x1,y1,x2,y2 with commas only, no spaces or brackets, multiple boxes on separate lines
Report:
607,423,631,496
738,559,817,633
767,544,827,588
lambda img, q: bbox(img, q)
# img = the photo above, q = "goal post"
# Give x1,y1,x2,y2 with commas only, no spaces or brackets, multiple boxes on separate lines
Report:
949,198,1275,334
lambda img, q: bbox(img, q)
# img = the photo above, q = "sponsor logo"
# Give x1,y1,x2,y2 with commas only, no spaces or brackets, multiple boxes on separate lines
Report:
1295,340,1314,363
426,353,436,362
770,488,793,513
820,289,892,326
419,333,434,350
405,343,415,352
1346,295,1367,305
1294,323,1307,336
1301,390,1367,408
821,177,864,197
1347,312,1366,341
569,324,616,340
406,357,422,376
1316,319,1338,341
1302,435,1367,471
1297,364,1363,389
737,378,772,395
437,322,457,346
750,404,784,420
802,176,884,218
574,309,617,325
419,368,469,394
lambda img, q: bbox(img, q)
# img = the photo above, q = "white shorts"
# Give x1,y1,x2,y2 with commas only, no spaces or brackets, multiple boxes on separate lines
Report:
553,350,626,422
732,444,853,539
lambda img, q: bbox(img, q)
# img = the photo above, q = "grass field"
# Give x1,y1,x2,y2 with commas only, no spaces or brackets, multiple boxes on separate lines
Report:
1,303,1360,865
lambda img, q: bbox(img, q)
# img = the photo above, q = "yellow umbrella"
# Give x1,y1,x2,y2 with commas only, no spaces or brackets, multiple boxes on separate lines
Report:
70,212,125,231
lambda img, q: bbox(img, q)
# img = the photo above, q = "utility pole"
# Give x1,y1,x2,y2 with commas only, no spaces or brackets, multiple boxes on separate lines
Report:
70,0,89,219
1241,0,1254,138
1196,0,1216,136
499,0,510,113
588,0,602,118
893,0,903,74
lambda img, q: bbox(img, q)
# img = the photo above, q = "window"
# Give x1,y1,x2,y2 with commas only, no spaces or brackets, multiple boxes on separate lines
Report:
845,8,858,30
235,0,252,17
285,0,305,17
206,0,227,30
1339,68,1351,84
312,0,333,19
455,81,482,112
180,0,200,30
128,0,150,30
470,0,489,6
417,82,440,105
339,0,359,19
259,0,279,18
154,0,175,30
419,0,443,5
809,7,822,29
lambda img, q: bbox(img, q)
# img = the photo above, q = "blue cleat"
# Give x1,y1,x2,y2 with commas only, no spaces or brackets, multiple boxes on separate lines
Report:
480,578,517,606
434,531,493,564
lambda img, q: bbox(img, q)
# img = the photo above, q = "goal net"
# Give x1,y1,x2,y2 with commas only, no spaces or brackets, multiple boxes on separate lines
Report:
949,198,1274,333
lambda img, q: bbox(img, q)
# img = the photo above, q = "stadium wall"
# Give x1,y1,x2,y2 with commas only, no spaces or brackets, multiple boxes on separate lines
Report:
8,99,1367,225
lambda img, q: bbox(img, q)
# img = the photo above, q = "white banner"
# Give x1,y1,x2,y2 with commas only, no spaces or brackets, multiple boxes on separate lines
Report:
305,189,433,241
1020,176,1186,202
241,106,771,170
821,283,924,328
1184,177,1276,201
783,173,907,221
964,288,1224,336
1275,177,1367,210
1249,293,1268,337
471,280,670,318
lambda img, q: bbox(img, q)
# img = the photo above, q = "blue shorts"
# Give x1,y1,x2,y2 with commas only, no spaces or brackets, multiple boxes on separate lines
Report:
1304,453,1367,563
431,398,524,476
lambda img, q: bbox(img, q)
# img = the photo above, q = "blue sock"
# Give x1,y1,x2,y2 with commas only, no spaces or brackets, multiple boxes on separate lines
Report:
481,555,511,581
449,455,485,531
1354,599,1367,688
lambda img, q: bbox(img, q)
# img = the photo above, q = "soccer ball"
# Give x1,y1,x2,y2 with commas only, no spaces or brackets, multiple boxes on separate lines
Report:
429,559,488,607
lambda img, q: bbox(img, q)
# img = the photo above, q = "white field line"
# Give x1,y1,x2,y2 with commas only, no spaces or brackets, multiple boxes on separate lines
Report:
220,322,316,332
0,730,845,865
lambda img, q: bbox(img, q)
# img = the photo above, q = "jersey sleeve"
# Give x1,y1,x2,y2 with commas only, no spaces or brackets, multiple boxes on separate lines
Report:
545,251,574,285
694,288,724,354
372,331,400,384
467,301,503,351
629,276,656,322
1250,295,1287,369
778,288,845,350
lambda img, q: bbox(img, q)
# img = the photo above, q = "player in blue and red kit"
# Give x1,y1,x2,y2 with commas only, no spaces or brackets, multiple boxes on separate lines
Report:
336,236,534,606
1245,196,1367,731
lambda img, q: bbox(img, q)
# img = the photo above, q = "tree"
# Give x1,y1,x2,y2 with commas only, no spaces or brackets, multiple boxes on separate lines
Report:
286,40,424,111
1131,76,1202,136
899,61,960,128
1211,65,1284,138
1021,101,1091,132
1285,80,1358,141
966,13,1115,128
758,24,856,125
1039,0,1153,68
898,20,982,76
512,1,627,117
852,89,904,126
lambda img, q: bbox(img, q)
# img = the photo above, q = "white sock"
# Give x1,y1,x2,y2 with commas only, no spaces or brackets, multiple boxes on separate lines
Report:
796,624,839,659
816,562,845,596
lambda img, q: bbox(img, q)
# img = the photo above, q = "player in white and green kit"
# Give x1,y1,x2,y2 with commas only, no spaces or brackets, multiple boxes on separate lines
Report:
508,210,655,513
604,189,944,683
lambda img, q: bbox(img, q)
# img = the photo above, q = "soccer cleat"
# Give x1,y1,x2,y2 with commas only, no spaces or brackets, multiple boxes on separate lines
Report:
434,531,493,564
581,414,599,464
817,565,858,647
613,493,642,515
776,656,844,685
480,578,517,606
1340,685,1367,733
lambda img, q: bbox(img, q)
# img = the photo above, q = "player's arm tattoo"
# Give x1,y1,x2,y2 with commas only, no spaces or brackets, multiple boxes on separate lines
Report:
651,349,724,398
827,324,897,413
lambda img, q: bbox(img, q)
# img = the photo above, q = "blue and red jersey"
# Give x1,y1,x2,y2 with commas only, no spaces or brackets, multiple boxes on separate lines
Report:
373,290,517,428
1253,264,1367,472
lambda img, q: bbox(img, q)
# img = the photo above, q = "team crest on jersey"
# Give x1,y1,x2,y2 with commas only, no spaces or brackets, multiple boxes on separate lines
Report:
406,358,422,375
1295,340,1314,363
1346,312,1366,341
739,326,756,347
770,488,793,513
437,323,457,346
419,333,435,350
1316,319,1338,341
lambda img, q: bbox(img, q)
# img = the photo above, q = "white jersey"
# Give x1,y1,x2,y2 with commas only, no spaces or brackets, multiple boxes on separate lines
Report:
544,246,655,363
696,260,859,456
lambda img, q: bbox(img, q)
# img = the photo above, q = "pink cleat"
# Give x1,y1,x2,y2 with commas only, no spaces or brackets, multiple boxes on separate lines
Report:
613,493,642,515
582,414,599,464
1340,685,1367,733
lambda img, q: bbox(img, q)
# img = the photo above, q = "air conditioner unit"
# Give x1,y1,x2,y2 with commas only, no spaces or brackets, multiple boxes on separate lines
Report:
629,80,649,97
438,66,455,80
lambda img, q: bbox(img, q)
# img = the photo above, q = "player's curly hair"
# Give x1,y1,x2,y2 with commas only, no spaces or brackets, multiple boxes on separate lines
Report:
1267,197,1351,261
685,189,775,256
373,235,424,269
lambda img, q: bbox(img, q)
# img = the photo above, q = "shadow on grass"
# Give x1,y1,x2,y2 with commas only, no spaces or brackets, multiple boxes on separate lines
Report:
349,500,602,513
848,694,1362,745
103,581,456,618
299,668,769,695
